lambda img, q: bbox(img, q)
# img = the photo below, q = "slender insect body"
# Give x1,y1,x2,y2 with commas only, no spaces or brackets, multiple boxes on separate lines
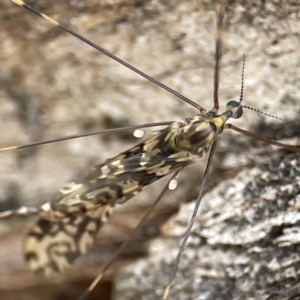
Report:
3,91,289,269
49,101,244,216
13,98,244,277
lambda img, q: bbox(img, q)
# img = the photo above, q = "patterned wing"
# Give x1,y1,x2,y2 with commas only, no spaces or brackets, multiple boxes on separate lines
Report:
50,153,193,214
24,123,195,275
49,123,196,215
24,204,113,276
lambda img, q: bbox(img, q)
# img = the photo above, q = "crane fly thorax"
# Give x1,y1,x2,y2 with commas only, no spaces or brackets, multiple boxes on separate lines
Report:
171,115,224,155
173,117,216,154
170,101,243,156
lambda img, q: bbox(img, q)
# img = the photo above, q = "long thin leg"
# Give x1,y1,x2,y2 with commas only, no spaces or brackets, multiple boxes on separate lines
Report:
212,4,228,113
78,170,182,300
225,123,300,152
12,0,205,112
162,139,218,300
0,122,172,153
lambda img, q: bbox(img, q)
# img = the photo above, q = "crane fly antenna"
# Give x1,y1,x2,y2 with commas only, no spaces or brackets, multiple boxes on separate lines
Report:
238,56,284,121
242,105,285,121
239,55,245,104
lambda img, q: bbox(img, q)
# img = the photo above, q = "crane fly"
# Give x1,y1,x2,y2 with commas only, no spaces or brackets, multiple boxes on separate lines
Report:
1,1,300,299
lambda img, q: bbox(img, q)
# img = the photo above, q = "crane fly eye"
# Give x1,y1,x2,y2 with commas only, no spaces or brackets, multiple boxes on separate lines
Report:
226,100,243,119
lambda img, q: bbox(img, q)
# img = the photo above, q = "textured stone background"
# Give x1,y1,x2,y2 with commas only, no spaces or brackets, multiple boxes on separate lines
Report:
116,153,300,300
0,0,299,299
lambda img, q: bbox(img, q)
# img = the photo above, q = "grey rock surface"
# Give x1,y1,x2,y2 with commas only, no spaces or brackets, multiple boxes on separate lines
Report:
115,153,300,300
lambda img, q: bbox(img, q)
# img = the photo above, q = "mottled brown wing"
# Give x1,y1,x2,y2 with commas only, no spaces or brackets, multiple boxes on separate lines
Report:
50,153,192,214
23,154,191,275
24,124,194,276
24,204,113,276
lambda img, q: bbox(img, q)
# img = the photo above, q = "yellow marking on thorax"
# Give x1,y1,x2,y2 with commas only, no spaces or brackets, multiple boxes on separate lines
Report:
211,114,230,131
